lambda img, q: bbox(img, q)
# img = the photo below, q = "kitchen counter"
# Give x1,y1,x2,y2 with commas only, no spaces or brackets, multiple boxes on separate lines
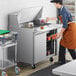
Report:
52,60,76,76
34,24,62,34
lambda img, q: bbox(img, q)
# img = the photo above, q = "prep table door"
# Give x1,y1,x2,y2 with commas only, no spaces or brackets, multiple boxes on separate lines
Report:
34,33,46,63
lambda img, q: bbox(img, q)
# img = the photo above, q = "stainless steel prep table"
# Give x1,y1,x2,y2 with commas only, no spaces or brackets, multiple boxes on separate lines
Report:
8,6,62,68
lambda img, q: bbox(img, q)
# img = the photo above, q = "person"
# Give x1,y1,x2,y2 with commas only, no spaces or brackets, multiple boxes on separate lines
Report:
46,0,76,64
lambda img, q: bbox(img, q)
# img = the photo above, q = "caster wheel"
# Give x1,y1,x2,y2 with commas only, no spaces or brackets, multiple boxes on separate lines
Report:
50,57,53,62
32,64,36,69
2,71,8,76
15,66,20,75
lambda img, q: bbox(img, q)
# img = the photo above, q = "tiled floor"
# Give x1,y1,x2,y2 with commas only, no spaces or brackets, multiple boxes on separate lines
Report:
0,53,72,76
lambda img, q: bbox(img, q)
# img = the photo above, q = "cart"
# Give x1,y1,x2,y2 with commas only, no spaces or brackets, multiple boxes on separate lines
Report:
0,31,20,76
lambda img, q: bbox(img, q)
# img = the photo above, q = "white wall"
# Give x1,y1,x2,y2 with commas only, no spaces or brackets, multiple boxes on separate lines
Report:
0,0,56,60
0,0,8,29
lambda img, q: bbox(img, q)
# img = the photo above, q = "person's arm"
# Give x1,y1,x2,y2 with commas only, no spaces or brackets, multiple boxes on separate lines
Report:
46,17,57,22
57,28,65,38
57,13,68,38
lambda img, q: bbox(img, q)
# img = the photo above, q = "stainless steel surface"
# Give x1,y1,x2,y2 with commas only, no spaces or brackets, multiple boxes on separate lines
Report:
52,60,76,76
17,6,43,25
0,32,18,70
0,60,14,70
34,33,46,63
8,8,62,66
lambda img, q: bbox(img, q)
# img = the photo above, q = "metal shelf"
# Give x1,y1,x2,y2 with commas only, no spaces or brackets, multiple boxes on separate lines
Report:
0,42,17,48
63,0,76,21
63,0,75,5
0,32,18,73
0,60,15,70
64,5,75,8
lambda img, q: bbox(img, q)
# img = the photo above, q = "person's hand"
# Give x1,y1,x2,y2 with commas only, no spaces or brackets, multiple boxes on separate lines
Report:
46,17,57,22
46,17,51,22
51,17,57,20
57,28,65,39
57,32,61,39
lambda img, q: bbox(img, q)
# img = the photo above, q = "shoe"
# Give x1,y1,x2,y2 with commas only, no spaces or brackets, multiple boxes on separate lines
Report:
54,61,65,65
58,61,65,65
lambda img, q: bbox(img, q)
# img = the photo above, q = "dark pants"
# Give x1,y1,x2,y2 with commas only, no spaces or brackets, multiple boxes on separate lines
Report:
58,45,76,63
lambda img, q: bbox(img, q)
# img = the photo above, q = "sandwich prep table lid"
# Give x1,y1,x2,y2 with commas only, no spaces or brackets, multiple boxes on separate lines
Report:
17,6,43,26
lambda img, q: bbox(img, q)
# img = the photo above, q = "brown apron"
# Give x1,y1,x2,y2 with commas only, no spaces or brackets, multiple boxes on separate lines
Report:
60,22,76,49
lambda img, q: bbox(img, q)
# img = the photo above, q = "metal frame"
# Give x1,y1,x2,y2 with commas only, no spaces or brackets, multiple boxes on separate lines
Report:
0,32,18,71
